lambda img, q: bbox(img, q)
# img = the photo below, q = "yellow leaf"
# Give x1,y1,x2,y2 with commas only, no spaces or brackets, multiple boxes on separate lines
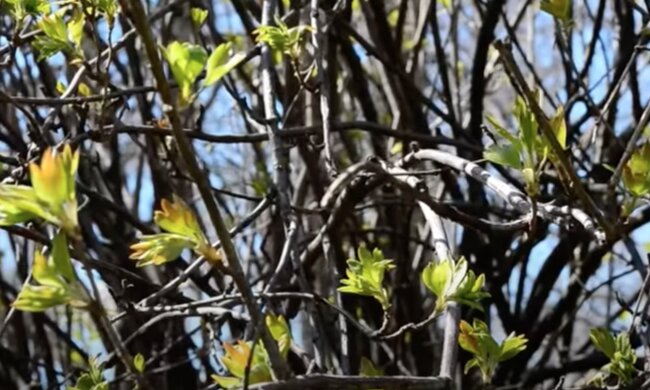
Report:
28,145,79,232
154,196,205,243
221,340,250,378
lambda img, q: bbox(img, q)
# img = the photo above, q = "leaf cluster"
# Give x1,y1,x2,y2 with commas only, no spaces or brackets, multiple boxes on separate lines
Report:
254,18,311,60
13,233,88,312
458,319,528,383
162,41,246,106
421,256,489,312
589,328,638,386
484,97,566,196
338,247,395,309
130,196,219,267
212,314,292,388
0,145,80,236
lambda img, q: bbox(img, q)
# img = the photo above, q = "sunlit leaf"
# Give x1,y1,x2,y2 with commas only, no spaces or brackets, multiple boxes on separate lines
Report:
133,353,145,373
154,196,204,242
28,145,79,233
484,144,522,169
541,0,572,22
51,232,74,282
338,247,394,309
162,41,208,106
211,375,241,389
266,313,291,358
6,0,50,21
203,42,246,87
129,233,194,267
68,11,85,49
32,14,73,60
458,318,527,384
191,7,208,27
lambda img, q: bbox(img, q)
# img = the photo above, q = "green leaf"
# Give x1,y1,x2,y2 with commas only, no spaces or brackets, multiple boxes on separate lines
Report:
458,318,527,384
254,22,311,59
514,96,538,158
6,0,50,21
191,8,208,27
51,232,74,282
70,357,108,390
12,284,69,312
486,115,518,145
464,358,479,374
484,144,522,169
390,141,403,155
360,357,384,377
129,233,194,267
32,13,73,60
623,143,650,196
590,329,637,385
499,333,529,362
590,328,617,359
33,251,64,288
549,106,567,149
28,145,80,233
266,313,291,358
203,42,246,87
421,259,451,305
154,196,205,243
89,0,118,26
211,375,241,389
68,11,85,50
162,41,208,106
0,185,47,225
422,257,489,311
338,246,394,309
541,0,572,22
133,353,145,373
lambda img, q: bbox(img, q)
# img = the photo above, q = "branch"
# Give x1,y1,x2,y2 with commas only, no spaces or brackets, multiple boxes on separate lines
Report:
244,374,452,390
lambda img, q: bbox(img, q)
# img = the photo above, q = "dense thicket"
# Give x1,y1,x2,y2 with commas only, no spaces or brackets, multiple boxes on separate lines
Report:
1,0,650,389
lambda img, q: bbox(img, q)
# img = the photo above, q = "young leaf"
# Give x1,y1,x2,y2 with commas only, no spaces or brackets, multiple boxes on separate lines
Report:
360,357,384,377
69,357,108,390
133,353,145,373
32,13,73,60
514,96,538,159
484,144,522,169
266,313,291,358
0,185,48,225
590,328,637,385
458,318,527,383
68,11,85,50
191,7,208,27
422,257,489,312
28,145,80,233
154,196,205,243
338,247,394,309
541,0,572,22
162,41,208,106
590,328,617,359
51,232,74,282
203,42,246,87
622,143,650,197
129,233,194,267
549,106,567,149
6,0,50,21
211,375,241,389
131,196,219,267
